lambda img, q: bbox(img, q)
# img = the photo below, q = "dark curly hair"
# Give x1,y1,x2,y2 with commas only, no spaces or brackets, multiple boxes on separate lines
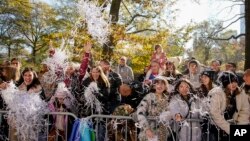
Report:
169,78,196,100
16,67,41,91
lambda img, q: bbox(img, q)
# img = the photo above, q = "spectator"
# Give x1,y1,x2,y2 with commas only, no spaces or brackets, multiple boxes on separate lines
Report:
10,58,21,69
10,58,22,85
196,70,216,98
134,76,171,141
48,82,75,141
208,71,250,141
115,56,134,84
82,66,110,141
241,69,250,122
137,65,150,82
195,70,217,140
100,59,122,113
163,61,183,92
144,61,164,85
64,42,91,89
2,60,10,66
169,78,202,141
151,44,167,69
9,67,44,141
38,63,57,102
210,60,222,84
17,67,43,95
184,59,202,88
82,66,110,115
48,48,55,58
0,66,18,140
225,62,244,86
119,80,150,109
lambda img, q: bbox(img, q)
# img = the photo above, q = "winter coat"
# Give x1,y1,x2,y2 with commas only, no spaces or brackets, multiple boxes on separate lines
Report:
208,87,250,134
17,83,47,101
18,82,42,94
48,103,74,140
115,65,134,84
184,60,203,89
151,52,167,69
240,83,250,107
145,69,164,81
121,81,150,109
169,94,202,141
64,52,90,88
135,92,170,141
82,77,110,115
107,71,122,113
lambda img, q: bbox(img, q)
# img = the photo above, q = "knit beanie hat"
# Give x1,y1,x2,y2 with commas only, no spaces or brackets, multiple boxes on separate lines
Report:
200,70,215,81
218,71,238,88
153,76,169,87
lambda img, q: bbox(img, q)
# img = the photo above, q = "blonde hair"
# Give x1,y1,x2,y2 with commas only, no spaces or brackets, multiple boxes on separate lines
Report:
91,66,110,88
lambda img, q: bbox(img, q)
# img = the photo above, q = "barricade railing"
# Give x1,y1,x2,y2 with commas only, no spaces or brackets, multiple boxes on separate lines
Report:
84,115,220,141
85,114,138,141
84,114,177,141
0,110,224,141
173,118,204,141
0,110,78,141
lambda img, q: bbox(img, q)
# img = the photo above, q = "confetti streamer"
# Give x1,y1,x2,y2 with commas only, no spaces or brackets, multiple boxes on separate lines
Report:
77,0,111,45
1,82,49,141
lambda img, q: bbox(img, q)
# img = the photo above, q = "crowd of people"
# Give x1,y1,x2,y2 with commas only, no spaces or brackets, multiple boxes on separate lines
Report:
0,43,250,141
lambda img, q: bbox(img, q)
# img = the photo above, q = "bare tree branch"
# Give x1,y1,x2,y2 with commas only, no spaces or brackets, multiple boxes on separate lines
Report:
126,14,152,26
230,0,244,2
35,45,44,52
121,1,132,18
207,33,245,40
126,25,135,32
222,13,244,22
216,3,244,16
127,29,158,34
212,16,244,36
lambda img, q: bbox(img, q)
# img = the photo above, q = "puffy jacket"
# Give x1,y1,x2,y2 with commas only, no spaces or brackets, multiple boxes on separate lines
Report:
208,87,250,134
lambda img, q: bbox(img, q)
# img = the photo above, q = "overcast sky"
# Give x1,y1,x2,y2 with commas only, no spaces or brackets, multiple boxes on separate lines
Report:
175,0,241,32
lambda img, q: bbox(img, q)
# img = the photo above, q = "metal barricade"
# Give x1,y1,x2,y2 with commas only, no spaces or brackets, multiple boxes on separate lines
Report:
84,114,177,141
173,118,204,141
85,114,138,141
0,110,78,141
0,110,224,141
83,115,220,141
46,112,78,141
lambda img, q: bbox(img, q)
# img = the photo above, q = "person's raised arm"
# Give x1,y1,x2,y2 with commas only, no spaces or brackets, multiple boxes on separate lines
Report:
79,42,92,81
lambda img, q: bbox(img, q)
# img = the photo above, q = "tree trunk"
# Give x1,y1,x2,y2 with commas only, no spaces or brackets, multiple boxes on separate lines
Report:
204,47,210,65
102,0,122,60
109,0,122,23
32,45,36,63
8,45,11,59
245,0,250,70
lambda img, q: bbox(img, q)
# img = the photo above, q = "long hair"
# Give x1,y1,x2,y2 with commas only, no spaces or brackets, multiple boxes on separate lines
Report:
199,73,213,95
17,67,41,90
154,44,163,52
224,86,241,107
164,61,177,77
199,81,213,98
0,66,18,82
174,79,195,93
150,78,169,96
170,78,195,99
90,66,110,88
10,58,21,80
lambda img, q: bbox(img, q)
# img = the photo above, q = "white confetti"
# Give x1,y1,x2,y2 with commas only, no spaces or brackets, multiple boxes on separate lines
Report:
77,0,111,45
1,82,49,141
